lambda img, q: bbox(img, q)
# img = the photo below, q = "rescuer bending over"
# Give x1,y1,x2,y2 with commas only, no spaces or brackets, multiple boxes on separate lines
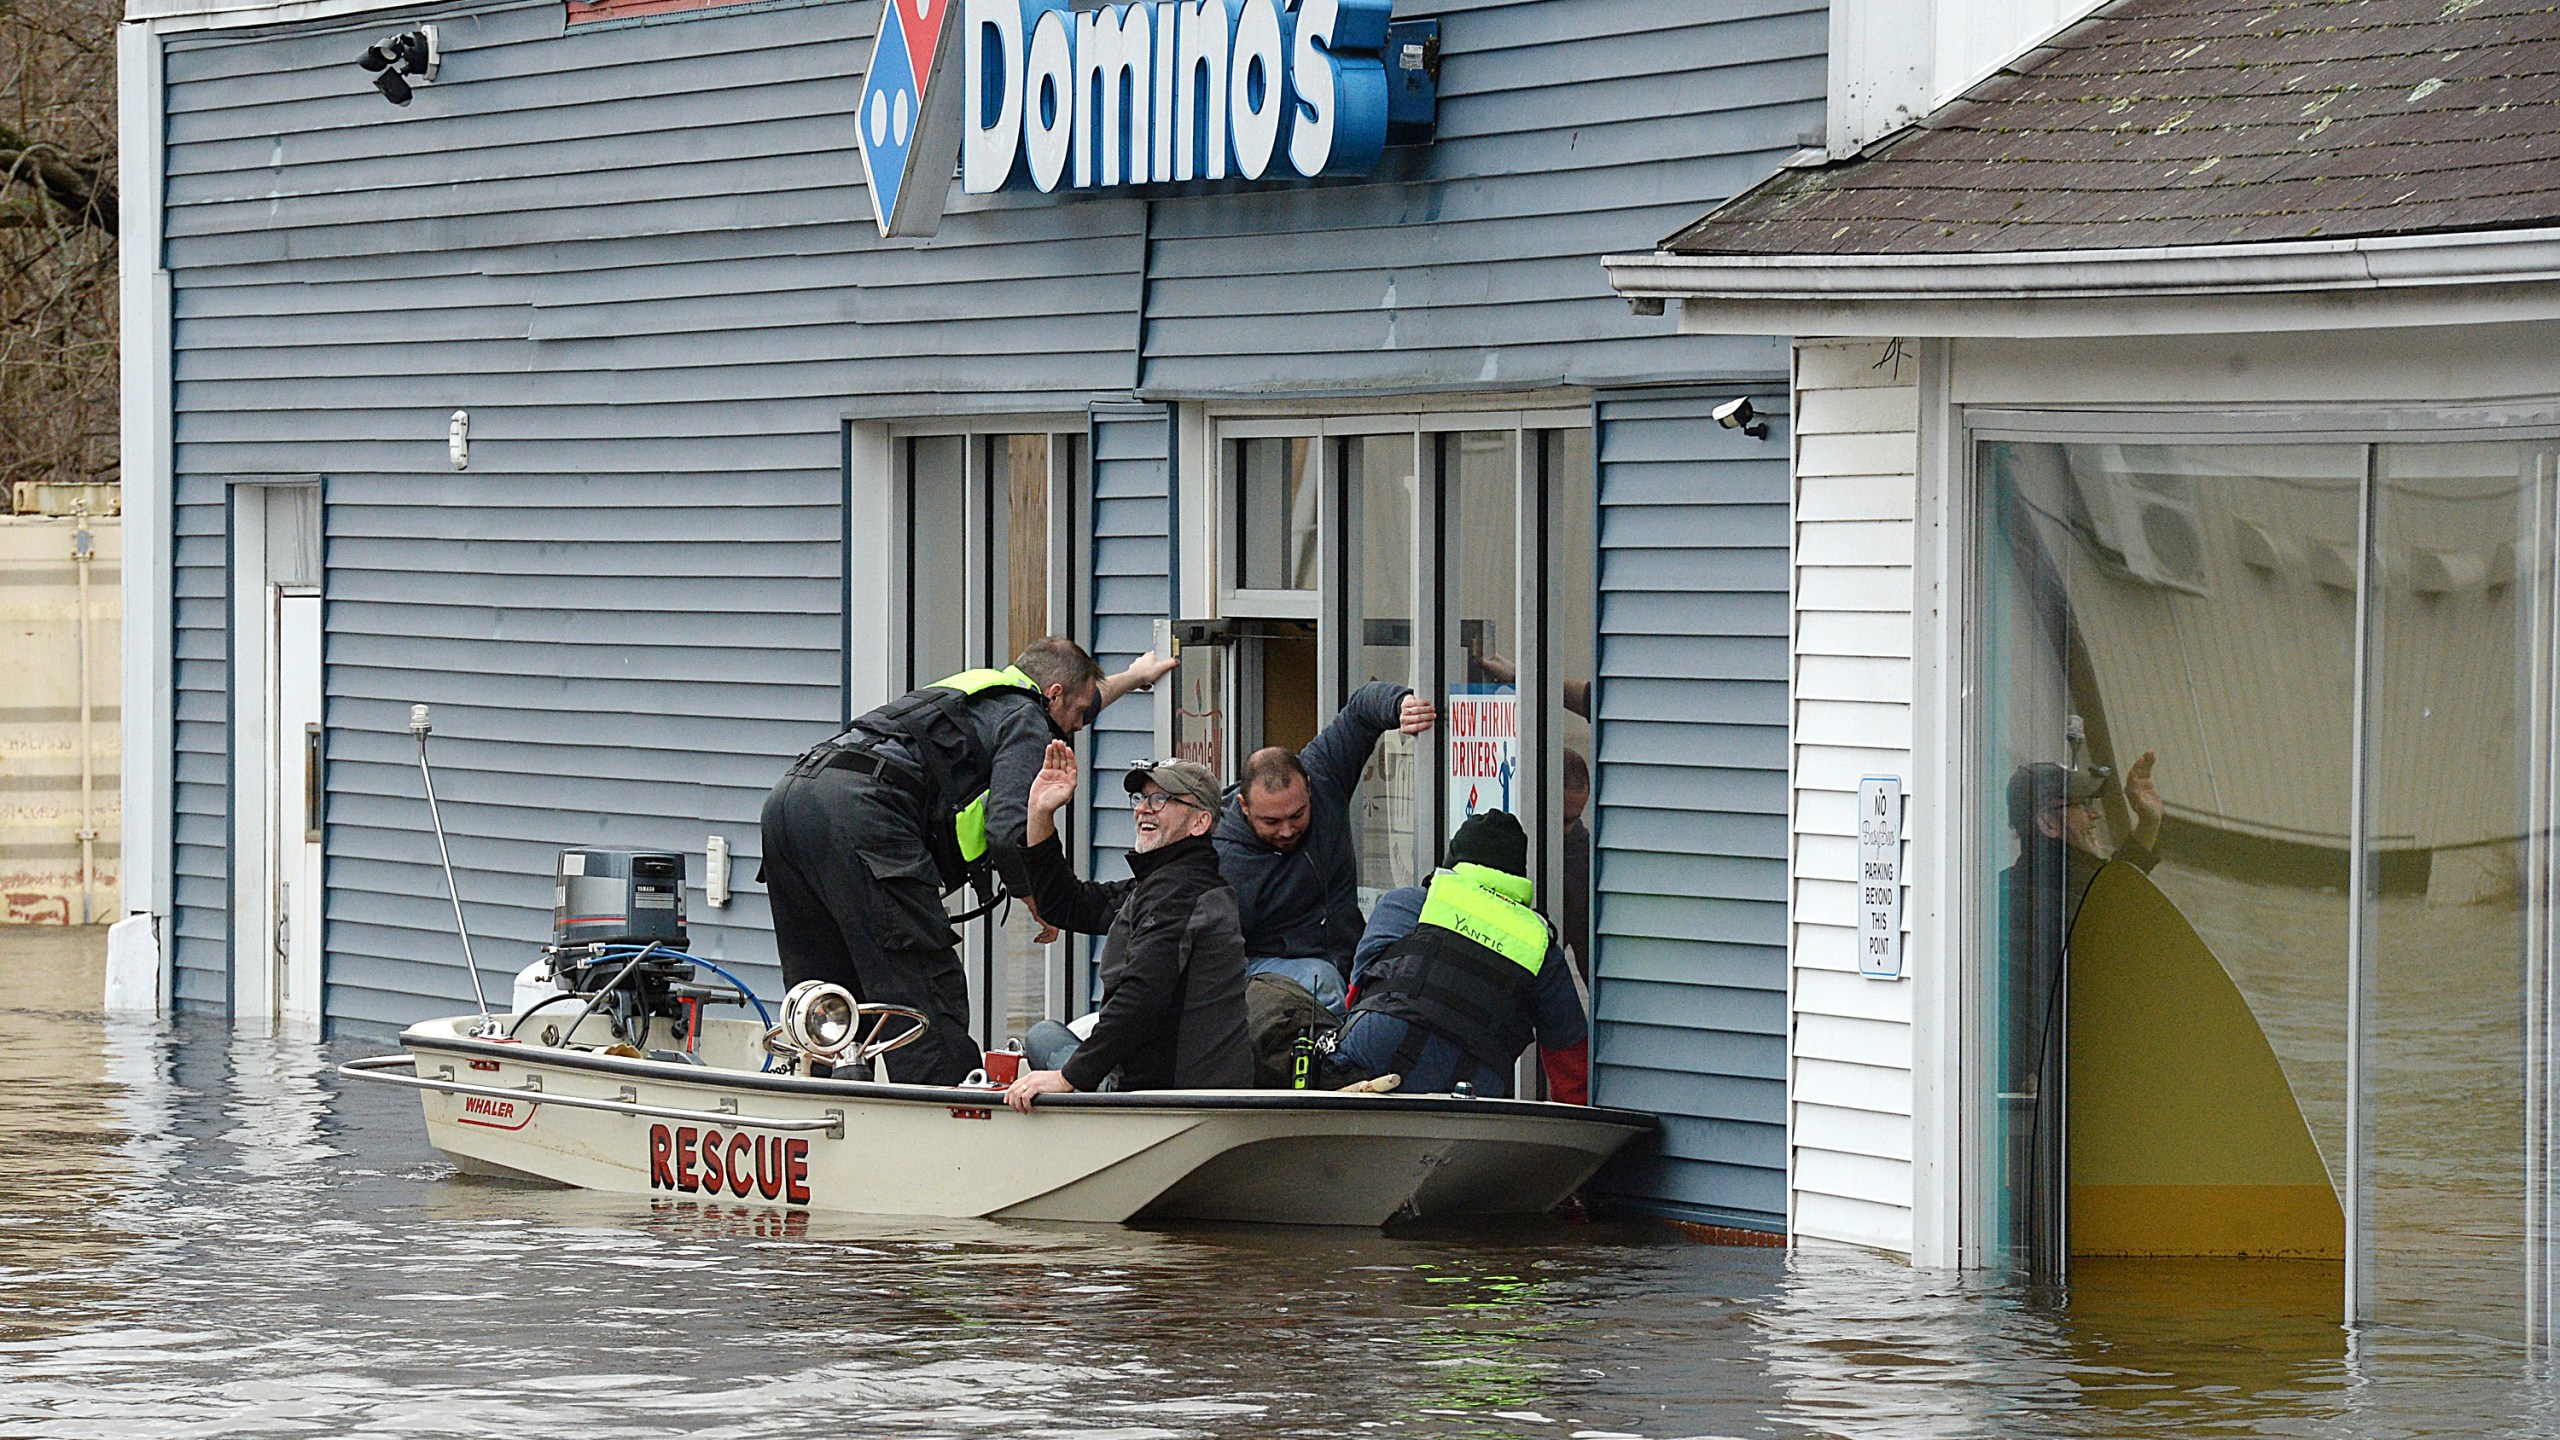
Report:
759,638,1175,1086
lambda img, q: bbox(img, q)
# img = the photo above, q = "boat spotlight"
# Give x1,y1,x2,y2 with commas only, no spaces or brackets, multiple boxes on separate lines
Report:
779,980,858,1058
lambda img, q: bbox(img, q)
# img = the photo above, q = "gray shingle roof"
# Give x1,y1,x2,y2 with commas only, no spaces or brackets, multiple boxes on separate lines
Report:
1669,0,2560,256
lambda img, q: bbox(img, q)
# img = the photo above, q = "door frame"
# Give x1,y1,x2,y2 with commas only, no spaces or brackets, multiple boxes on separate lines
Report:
229,480,323,1027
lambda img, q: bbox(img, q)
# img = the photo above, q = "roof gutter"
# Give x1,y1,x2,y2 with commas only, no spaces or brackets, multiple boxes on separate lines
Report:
1603,225,2560,338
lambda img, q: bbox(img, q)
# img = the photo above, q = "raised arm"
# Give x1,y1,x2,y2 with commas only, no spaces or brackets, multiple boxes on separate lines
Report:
1017,741,1128,935
1301,680,1430,797
1093,650,1179,712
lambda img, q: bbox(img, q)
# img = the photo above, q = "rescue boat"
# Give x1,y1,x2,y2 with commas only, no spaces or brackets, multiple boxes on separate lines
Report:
338,710,1651,1226
340,1008,1654,1226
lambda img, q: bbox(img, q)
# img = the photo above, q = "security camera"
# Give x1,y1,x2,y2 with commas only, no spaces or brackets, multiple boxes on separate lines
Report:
1713,396,1768,440
358,26,440,107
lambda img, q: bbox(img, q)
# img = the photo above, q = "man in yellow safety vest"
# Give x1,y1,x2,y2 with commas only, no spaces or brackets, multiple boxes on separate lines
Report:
1327,810,1588,1100
759,637,1173,1085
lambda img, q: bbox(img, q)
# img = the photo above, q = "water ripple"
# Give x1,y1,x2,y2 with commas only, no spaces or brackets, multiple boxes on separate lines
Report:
0,994,2554,1437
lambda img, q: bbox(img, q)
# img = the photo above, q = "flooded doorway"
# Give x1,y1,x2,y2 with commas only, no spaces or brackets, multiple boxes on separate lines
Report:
1205,414,1596,943
229,483,324,1027
1973,432,2558,1341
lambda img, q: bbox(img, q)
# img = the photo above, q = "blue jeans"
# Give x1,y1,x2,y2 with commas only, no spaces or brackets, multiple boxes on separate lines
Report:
1024,1019,1082,1073
1246,956,1347,1017
1022,1019,1124,1090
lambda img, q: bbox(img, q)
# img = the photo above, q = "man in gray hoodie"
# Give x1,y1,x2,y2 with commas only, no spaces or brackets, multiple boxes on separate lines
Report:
1212,680,1437,1013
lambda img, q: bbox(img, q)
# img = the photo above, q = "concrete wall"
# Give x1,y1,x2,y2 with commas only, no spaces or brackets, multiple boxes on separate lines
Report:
0,515,121,925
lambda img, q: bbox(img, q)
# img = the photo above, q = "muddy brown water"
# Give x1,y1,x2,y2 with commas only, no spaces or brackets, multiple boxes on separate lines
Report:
1,930,2554,1438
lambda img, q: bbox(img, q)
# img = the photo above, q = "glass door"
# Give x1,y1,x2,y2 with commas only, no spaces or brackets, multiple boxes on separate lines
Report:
1212,412,1597,1068
1972,429,2560,1340
1341,432,1422,907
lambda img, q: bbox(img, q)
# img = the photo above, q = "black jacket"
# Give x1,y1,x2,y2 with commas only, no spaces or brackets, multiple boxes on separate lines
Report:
1020,833,1252,1093
1211,680,1410,975
850,686,1058,899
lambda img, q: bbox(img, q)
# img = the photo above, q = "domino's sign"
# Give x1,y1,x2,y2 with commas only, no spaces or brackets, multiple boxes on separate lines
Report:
860,0,1406,237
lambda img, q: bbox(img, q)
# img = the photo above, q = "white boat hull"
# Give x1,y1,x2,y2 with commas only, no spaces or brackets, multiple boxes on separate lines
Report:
354,1016,1653,1228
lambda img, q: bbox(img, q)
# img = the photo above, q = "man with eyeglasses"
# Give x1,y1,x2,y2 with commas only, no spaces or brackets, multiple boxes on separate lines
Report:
2000,742,2165,1250
1004,746,1252,1110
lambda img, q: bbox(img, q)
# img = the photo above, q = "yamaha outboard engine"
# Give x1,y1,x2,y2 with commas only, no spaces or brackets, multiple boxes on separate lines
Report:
539,849,731,1049
555,847,689,948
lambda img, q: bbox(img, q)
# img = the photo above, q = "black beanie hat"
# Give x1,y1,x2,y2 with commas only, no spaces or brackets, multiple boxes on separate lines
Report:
1446,809,1530,878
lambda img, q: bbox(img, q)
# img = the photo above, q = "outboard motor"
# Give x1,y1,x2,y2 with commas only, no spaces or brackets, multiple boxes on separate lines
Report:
537,848,736,1049
555,847,689,948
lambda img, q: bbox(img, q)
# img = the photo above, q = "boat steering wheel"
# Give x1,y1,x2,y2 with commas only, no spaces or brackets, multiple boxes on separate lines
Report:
843,1003,931,1065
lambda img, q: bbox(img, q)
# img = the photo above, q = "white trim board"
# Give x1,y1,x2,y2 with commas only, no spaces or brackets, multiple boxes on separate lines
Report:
1608,228,2560,339
116,18,173,992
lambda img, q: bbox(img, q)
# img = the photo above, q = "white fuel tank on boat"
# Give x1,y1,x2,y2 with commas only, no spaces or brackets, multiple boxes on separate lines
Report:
510,960,558,1016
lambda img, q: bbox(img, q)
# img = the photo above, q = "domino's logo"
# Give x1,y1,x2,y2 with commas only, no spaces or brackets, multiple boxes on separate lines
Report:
860,1,1428,239
859,0,963,237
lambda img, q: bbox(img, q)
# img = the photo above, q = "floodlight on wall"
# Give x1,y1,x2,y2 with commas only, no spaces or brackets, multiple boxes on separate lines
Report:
1714,396,1768,440
357,25,440,107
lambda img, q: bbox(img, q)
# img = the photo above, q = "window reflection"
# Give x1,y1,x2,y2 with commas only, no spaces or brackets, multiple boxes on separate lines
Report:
2359,441,2553,1338
1233,436,1317,591
1979,439,2361,1280
1343,434,1419,904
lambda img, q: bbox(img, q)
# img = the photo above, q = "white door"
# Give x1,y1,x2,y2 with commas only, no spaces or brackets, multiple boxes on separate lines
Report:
232,484,322,1027
275,593,323,1024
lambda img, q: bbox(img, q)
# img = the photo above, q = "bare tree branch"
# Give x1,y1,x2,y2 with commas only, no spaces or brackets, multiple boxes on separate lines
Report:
0,125,118,233
0,0,122,500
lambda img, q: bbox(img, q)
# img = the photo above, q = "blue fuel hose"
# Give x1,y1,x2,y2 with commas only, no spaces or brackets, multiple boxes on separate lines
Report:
590,946,776,1071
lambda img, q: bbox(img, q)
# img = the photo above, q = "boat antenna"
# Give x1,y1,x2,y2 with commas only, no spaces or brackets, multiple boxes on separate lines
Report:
412,704,500,1036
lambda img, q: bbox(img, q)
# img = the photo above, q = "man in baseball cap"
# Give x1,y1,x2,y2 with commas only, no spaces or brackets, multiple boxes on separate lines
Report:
1003,744,1252,1109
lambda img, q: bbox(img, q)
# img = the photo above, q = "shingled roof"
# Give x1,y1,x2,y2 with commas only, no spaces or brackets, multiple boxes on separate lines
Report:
1670,0,2560,257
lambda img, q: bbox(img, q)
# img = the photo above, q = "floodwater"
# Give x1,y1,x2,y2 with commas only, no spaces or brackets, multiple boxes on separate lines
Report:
4,932,2557,1439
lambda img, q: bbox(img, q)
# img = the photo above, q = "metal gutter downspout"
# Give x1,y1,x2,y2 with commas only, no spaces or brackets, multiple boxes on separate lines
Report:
1605,226,2560,301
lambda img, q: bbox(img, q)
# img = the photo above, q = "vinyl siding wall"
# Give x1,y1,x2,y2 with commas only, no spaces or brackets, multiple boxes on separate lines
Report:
1141,0,1819,396
1084,403,1173,883
151,0,1818,1233
1788,339,1922,1253
1585,389,1793,1232
160,0,1143,1024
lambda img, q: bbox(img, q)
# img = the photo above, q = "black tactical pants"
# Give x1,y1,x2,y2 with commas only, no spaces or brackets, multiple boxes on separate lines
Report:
758,766,982,1087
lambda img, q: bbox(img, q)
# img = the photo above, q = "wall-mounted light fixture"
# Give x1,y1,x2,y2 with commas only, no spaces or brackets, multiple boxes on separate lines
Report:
1715,396,1769,441
358,26,440,107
